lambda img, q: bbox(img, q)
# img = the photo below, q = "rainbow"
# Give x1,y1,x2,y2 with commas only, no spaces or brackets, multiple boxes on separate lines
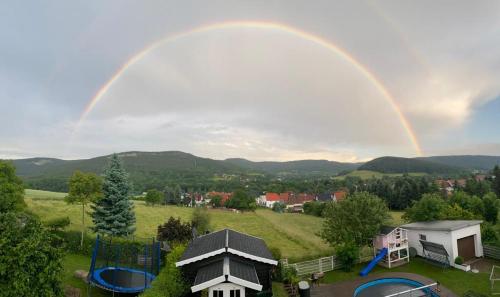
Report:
77,20,423,156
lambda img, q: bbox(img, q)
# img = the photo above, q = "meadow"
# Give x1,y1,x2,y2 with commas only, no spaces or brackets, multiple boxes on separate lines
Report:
26,189,405,261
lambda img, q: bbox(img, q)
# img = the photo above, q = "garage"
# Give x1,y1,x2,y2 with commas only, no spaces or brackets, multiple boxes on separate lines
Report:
457,235,476,261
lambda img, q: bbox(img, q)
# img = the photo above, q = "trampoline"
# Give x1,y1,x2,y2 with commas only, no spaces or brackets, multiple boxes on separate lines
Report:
88,236,161,295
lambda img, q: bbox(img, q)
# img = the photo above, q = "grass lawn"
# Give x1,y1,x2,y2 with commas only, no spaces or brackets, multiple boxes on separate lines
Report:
322,257,490,295
62,253,108,297
26,191,333,261
25,189,67,200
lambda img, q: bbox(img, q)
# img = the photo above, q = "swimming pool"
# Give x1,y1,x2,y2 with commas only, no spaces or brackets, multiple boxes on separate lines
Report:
353,278,439,297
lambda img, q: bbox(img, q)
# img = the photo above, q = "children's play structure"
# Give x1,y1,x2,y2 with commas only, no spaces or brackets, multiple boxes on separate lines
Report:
360,226,410,276
88,235,161,294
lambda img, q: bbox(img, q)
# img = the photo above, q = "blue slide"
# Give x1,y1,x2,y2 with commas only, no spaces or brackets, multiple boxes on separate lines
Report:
359,248,388,276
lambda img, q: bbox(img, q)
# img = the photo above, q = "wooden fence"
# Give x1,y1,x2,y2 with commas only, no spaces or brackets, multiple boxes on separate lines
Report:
484,245,500,260
282,250,373,276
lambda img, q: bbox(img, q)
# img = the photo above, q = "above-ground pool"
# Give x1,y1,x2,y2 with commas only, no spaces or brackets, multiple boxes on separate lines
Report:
354,278,439,297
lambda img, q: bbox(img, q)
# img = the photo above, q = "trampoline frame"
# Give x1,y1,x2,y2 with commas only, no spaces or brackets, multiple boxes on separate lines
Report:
87,235,161,296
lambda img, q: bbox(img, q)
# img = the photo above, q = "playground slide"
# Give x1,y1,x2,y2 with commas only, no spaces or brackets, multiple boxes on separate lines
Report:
359,248,388,277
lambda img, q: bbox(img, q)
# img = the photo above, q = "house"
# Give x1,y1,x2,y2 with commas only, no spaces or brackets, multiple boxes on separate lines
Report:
316,193,333,202
332,191,347,202
207,192,233,205
401,220,483,267
176,229,277,297
373,226,410,268
258,192,281,208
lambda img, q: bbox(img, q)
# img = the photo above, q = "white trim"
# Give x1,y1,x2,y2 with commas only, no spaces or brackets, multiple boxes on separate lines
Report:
191,276,226,292
228,275,263,291
176,248,226,267
227,248,278,265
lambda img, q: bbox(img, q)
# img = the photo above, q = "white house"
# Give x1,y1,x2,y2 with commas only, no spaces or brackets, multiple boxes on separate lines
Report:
401,220,483,267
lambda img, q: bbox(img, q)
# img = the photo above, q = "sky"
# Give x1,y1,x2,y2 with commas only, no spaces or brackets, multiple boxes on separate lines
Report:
1,0,500,162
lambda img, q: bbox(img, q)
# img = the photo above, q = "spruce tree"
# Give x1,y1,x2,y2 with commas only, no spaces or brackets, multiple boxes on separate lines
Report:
91,154,135,236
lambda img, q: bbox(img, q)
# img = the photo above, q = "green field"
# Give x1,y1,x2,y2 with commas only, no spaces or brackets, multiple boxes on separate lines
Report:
25,189,67,200
26,189,405,261
26,190,333,261
334,170,427,180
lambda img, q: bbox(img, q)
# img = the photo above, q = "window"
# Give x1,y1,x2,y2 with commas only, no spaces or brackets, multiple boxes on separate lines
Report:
213,290,223,297
419,234,427,241
230,290,241,297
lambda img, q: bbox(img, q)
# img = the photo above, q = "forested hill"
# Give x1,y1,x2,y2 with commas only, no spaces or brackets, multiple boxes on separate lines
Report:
8,151,362,192
358,156,463,174
418,155,500,171
224,158,360,174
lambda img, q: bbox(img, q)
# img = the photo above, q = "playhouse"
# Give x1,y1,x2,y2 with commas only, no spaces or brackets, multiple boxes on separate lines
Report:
360,226,409,276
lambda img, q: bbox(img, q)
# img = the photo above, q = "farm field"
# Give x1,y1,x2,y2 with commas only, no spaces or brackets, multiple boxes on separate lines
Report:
26,189,405,261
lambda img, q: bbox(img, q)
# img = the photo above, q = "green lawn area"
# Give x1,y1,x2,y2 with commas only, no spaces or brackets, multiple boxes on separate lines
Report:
25,189,67,200
322,257,491,295
26,191,333,261
62,253,108,297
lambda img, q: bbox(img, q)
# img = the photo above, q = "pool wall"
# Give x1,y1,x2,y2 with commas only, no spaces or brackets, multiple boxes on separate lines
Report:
353,277,439,297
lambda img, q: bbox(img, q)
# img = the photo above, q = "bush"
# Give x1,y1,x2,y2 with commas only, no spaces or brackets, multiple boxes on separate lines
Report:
272,202,286,213
141,244,189,297
0,212,64,297
59,230,95,255
281,266,298,285
157,217,192,244
335,242,359,272
44,216,70,232
191,207,211,235
454,256,464,265
481,223,498,243
145,189,163,206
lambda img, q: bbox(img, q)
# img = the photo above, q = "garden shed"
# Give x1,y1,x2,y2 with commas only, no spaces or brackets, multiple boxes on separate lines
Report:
401,220,483,265
176,229,277,297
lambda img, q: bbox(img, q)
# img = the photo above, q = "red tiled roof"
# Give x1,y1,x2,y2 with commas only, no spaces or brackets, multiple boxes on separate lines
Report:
334,191,347,202
266,193,281,201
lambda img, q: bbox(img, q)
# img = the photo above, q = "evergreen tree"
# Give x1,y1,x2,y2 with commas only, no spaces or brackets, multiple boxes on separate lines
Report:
91,154,135,236
493,165,500,197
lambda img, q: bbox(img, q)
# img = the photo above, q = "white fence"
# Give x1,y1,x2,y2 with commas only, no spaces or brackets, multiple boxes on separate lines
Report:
282,251,373,276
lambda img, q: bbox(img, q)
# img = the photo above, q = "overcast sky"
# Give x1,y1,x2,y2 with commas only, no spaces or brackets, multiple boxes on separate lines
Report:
1,0,500,161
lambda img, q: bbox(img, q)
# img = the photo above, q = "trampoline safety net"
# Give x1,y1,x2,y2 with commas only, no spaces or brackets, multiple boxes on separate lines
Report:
88,235,161,294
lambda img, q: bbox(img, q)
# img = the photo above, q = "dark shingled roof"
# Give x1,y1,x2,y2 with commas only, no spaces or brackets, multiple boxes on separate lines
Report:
227,230,274,261
193,260,224,286
229,259,260,284
177,229,277,266
192,257,260,288
380,226,397,235
179,229,226,262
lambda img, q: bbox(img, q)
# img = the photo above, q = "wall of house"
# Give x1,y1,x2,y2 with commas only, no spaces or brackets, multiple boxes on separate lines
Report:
373,235,387,250
450,224,483,259
406,229,453,263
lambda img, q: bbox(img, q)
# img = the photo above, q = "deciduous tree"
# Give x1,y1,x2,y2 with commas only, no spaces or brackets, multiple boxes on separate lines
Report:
0,212,63,297
0,161,25,213
321,192,390,246
65,171,102,247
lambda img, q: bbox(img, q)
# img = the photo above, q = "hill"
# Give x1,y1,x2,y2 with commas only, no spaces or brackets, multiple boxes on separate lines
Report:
7,151,362,192
358,156,462,174
333,170,427,180
418,155,500,171
224,158,360,175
